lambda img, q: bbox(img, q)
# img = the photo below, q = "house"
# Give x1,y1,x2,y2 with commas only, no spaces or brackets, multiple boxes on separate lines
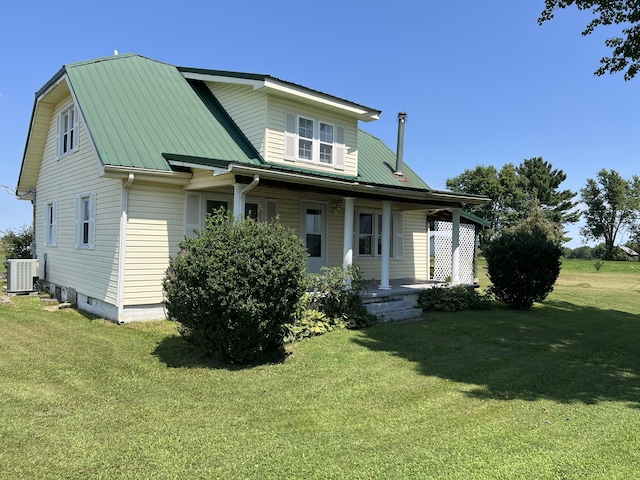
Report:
619,245,639,262
16,53,489,323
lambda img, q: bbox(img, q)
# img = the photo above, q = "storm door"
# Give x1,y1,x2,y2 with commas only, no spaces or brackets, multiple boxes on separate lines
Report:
301,202,326,274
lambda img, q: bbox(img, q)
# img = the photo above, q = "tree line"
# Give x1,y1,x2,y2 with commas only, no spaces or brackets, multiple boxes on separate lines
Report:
446,158,640,260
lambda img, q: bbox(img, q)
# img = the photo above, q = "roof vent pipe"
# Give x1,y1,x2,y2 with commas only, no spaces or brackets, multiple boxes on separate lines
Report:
395,112,407,177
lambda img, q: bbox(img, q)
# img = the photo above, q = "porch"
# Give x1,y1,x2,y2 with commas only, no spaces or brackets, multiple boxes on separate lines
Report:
360,278,445,323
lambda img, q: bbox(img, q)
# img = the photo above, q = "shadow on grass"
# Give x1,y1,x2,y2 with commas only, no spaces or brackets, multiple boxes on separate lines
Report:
152,334,288,370
353,301,640,407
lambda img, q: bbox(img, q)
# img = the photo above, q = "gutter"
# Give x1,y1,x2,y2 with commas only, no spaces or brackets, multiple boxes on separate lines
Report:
227,164,490,206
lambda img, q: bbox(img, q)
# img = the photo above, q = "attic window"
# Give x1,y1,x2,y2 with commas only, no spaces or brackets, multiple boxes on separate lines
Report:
58,105,78,158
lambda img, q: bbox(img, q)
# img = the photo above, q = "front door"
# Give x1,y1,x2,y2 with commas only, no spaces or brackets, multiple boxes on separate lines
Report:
301,202,326,274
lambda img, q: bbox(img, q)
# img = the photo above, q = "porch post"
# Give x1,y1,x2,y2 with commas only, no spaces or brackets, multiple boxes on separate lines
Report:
233,183,244,219
426,215,431,280
451,208,461,285
343,197,355,267
379,201,391,289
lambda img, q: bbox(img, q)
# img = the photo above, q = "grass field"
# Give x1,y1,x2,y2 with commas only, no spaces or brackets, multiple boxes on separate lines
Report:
1,258,639,478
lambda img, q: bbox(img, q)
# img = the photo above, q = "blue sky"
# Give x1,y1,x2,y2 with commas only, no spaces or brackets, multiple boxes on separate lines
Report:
1,0,638,247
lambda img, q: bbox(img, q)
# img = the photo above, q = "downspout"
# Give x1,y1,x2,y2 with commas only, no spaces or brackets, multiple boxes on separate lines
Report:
30,190,37,259
233,174,260,219
116,173,134,323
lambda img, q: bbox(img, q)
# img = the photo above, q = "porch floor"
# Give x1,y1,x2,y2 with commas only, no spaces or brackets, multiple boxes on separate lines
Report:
359,278,444,301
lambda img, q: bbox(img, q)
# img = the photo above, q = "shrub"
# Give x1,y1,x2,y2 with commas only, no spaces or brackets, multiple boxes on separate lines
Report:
163,212,307,364
418,285,492,312
283,307,345,343
1,225,33,259
306,265,376,329
485,224,562,311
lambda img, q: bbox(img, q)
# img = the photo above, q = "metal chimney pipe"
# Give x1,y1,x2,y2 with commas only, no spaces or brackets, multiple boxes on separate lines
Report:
395,112,407,176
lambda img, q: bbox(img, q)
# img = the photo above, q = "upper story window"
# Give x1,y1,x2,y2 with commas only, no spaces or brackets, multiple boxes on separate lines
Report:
58,105,78,158
285,113,344,169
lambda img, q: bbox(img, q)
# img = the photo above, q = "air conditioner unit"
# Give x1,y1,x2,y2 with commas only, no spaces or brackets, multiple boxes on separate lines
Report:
5,259,40,293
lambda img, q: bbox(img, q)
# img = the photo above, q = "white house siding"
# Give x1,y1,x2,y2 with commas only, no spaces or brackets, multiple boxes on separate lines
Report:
35,95,122,306
266,96,359,178
124,183,185,306
207,83,268,157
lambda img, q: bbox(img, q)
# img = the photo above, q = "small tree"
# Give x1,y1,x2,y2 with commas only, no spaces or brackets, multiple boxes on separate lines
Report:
1,225,33,259
163,212,308,364
484,202,563,310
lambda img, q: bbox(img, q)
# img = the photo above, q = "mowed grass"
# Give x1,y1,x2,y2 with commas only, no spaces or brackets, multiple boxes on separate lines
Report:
1,259,639,479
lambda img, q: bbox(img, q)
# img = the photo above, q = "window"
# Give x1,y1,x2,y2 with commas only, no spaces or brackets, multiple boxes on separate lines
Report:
245,202,260,220
58,105,78,157
306,208,323,258
357,210,403,258
285,113,344,168
319,122,333,164
358,212,374,256
45,200,57,246
76,193,95,249
298,117,314,160
206,199,228,215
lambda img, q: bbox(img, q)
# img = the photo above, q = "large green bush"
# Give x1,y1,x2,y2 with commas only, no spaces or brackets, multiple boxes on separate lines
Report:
485,223,562,311
163,212,307,364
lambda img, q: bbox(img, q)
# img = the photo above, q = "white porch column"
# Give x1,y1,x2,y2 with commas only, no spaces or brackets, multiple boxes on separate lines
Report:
233,183,244,219
426,216,431,280
379,201,391,289
343,197,355,267
451,208,461,285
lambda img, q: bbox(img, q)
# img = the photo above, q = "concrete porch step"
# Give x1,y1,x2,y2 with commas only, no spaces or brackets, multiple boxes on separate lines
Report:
364,299,424,323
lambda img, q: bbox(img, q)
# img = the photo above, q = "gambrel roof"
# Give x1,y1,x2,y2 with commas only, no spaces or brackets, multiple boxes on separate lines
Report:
18,53,489,208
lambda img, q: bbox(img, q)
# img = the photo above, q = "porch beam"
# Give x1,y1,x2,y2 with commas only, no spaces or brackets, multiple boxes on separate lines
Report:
379,201,391,290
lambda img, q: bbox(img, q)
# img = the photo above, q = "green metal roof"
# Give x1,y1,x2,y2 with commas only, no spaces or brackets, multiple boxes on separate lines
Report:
62,54,432,192
356,129,430,190
66,54,259,171
178,66,381,117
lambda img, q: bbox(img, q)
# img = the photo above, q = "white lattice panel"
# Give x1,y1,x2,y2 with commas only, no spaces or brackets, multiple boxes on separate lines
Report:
432,221,476,284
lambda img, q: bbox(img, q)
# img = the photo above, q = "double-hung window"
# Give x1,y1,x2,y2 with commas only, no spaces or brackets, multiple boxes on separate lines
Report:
358,210,404,258
285,113,344,168
318,122,333,164
58,105,78,158
76,192,96,249
45,200,57,247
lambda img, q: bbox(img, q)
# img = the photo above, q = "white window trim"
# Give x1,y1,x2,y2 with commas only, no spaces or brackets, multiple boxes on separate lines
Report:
57,103,79,159
284,112,345,169
75,192,96,249
45,200,57,247
356,209,404,259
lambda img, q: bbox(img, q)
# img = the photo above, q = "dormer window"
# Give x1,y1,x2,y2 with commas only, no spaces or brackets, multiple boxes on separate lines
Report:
58,104,78,158
285,113,344,169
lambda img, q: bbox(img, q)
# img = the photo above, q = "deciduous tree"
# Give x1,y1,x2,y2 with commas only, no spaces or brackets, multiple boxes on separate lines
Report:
580,169,640,259
539,1,640,80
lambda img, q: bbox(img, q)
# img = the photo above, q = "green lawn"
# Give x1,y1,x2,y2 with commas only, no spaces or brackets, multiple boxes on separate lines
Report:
1,259,639,479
